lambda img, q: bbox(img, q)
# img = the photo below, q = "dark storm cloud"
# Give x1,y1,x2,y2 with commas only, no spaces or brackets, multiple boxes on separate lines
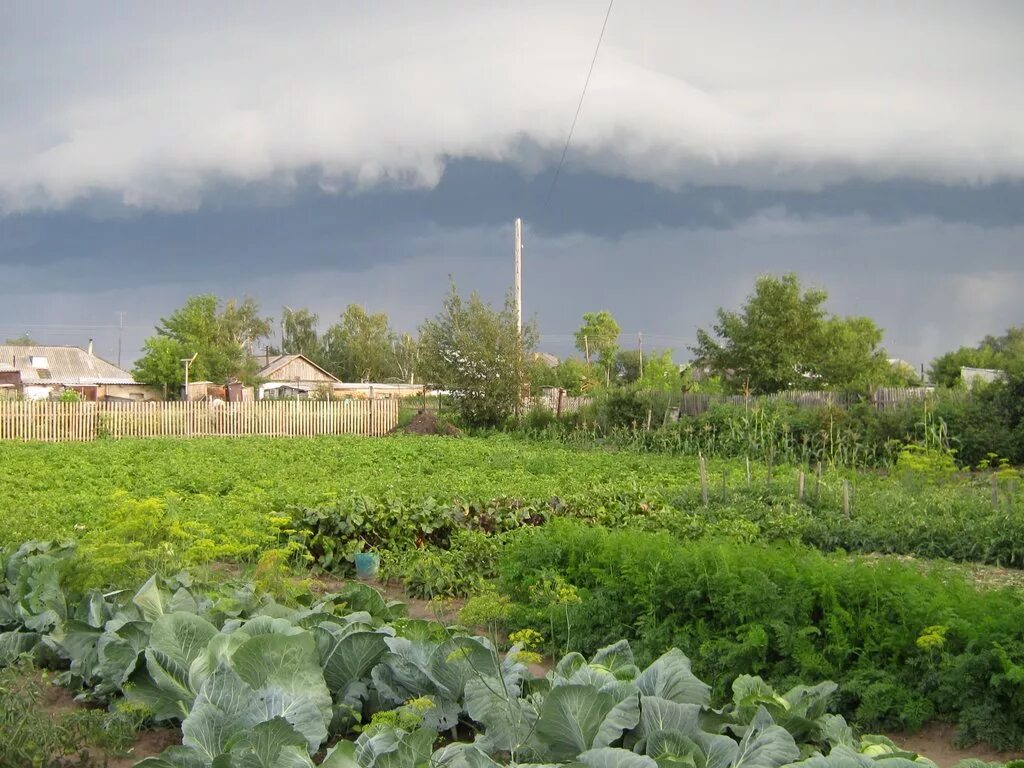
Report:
2,160,1023,293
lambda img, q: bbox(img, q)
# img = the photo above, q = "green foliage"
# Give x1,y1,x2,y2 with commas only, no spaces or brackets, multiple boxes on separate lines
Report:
322,304,403,383
3,535,1021,764
133,294,272,391
930,325,1024,388
499,521,1024,749
279,306,323,360
4,333,38,346
575,311,621,384
418,284,538,427
0,657,144,767
692,274,894,394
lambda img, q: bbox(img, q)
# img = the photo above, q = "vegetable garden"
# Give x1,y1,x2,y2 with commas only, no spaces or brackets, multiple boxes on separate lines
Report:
1,433,1023,766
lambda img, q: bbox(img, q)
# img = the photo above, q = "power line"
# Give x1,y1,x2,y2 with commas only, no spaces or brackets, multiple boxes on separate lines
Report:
544,0,615,206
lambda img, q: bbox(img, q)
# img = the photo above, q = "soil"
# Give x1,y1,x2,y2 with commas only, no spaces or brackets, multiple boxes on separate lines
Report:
104,728,181,767
308,571,466,624
34,671,180,766
891,724,1024,768
399,410,462,436
856,552,1024,593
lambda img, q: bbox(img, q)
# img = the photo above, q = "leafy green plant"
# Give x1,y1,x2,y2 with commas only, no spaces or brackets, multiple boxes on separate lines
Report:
499,521,1024,749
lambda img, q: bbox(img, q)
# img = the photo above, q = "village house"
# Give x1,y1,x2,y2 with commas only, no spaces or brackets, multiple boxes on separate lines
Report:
256,353,340,399
0,342,163,401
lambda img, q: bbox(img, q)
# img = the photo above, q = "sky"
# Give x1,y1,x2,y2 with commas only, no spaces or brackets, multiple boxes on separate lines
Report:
1,1,1022,369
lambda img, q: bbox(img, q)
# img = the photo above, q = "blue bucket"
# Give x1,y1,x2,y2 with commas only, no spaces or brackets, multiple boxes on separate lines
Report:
354,552,379,580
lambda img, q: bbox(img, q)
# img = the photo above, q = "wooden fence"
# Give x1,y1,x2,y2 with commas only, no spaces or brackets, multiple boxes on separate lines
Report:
0,399,400,442
677,387,935,417
529,386,937,419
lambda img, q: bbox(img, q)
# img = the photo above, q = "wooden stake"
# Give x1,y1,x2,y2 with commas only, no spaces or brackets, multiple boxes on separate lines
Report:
699,455,709,505
991,474,999,509
745,457,752,488
814,462,822,503
722,468,728,502
645,409,652,431
797,470,805,502
842,480,851,518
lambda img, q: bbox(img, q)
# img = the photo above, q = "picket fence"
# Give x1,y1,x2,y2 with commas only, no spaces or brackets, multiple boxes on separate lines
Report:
0,399,399,442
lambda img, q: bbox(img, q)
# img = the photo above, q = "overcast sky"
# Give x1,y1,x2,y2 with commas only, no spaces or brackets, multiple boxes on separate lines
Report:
1,1,1022,368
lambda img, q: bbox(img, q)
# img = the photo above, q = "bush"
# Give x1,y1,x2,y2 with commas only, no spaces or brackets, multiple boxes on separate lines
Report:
498,521,1024,749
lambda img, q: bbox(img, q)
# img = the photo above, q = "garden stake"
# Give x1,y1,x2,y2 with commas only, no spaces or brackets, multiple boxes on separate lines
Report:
699,455,709,505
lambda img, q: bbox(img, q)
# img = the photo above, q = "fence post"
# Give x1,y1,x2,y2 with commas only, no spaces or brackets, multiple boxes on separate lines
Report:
797,470,805,502
699,454,709,505
842,480,851,518
745,456,751,488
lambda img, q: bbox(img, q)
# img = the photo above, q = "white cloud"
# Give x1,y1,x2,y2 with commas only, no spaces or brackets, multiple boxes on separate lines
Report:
1,2,1022,212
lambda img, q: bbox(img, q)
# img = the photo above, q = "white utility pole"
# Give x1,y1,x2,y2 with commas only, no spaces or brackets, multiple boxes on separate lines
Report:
514,217,523,335
181,353,197,401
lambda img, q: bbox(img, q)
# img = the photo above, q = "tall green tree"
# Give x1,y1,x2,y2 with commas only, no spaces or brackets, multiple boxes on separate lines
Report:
816,316,894,390
133,295,271,392
693,273,895,393
574,311,620,384
321,305,397,382
279,307,322,360
391,332,420,385
419,285,537,427
615,349,680,391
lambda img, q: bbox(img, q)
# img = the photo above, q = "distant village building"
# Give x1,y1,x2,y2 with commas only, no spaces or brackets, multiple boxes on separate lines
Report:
533,352,559,368
0,343,162,401
256,354,340,399
960,366,1003,387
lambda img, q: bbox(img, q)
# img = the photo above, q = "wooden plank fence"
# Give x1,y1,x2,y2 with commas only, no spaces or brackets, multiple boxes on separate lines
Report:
530,386,937,419
0,399,400,442
677,387,935,417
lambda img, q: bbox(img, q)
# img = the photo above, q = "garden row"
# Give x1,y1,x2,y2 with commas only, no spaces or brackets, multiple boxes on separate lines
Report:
0,539,1001,767
2,436,1022,595
492,521,1024,751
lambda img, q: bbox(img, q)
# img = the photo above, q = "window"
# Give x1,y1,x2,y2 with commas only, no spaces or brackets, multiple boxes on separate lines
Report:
30,356,48,368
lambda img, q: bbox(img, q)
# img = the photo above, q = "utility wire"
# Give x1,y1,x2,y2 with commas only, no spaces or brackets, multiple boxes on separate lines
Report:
544,0,615,206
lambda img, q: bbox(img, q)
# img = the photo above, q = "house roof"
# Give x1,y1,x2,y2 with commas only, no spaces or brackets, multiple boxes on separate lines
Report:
257,354,341,383
0,345,136,386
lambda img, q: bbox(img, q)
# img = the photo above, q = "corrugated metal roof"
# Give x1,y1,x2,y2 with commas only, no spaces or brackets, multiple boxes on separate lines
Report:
0,345,136,385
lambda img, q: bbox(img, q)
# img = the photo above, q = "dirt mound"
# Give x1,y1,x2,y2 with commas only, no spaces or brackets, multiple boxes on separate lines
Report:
400,410,462,436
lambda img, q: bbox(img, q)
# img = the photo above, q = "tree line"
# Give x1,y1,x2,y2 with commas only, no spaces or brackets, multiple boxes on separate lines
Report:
115,273,1022,426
